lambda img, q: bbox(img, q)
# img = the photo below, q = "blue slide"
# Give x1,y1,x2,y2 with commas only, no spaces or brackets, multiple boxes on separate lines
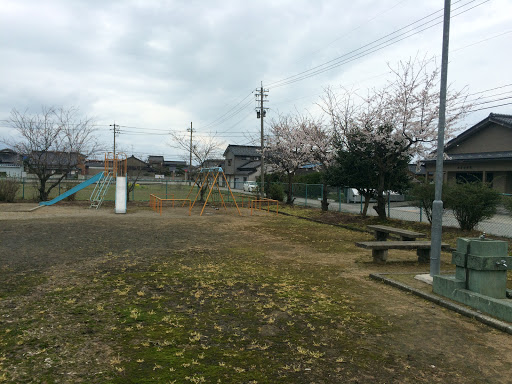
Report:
39,172,104,206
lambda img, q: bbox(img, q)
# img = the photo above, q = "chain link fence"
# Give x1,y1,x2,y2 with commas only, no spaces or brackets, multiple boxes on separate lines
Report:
3,176,511,238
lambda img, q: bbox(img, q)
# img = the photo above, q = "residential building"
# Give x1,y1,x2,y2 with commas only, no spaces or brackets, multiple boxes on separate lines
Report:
423,113,512,193
0,148,24,178
24,151,86,178
223,145,261,188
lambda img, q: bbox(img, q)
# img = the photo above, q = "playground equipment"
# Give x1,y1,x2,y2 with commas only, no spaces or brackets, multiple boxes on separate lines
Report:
90,152,127,211
250,199,279,215
184,167,241,216
39,172,104,206
149,194,191,216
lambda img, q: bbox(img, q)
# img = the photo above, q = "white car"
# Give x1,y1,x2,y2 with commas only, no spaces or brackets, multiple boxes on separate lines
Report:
243,181,258,192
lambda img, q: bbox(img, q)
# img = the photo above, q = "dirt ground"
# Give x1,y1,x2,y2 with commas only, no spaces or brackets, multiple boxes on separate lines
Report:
1,202,511,383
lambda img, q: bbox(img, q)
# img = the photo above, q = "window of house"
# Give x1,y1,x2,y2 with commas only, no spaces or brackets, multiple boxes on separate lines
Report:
227,159,232,166
456,172,483,184
486,172,494,187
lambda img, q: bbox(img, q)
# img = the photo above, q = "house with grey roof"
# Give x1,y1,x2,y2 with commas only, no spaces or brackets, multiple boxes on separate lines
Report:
223,145,261,188
0,148,24,178
423,113,512,193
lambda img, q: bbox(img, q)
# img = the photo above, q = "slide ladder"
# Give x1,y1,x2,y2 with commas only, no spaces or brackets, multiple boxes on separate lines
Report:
90,171,113,209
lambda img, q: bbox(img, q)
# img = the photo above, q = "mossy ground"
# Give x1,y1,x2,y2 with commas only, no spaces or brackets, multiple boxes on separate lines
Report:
0,203,511,383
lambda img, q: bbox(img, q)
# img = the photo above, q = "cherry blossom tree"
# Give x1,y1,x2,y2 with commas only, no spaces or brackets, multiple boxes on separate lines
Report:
301,114,335,211
321,57,471,219
266,114,311,204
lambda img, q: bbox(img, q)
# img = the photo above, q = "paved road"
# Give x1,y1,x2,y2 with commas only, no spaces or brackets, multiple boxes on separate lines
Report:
292,197,512,238
229,188,511,238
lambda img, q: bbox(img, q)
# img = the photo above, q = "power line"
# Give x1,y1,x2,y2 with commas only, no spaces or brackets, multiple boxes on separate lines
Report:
196,91,254,130
469,102,512,112
266,0,488,89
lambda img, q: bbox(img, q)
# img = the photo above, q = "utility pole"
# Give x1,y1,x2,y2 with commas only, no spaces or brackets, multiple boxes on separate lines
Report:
109,122,120,158
187,122,193,185
430,0,451,277
255,82,269,197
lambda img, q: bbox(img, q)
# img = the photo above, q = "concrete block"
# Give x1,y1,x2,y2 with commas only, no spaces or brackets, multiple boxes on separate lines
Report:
453,289,512,323
468,239,508,257
455,266,467,282
452,251,467,267
467,269,507,299
433,275,466,298
456,238,472,254
467,255,512,271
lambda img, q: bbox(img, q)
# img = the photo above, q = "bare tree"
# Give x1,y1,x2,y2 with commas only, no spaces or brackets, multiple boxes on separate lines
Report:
168,132,222,201
6,106,100,201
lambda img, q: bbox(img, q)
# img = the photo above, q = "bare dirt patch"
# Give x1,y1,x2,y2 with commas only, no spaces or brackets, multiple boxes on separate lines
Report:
0,203,511,383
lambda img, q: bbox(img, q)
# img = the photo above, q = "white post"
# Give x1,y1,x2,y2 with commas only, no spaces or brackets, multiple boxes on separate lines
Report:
115,176,127,214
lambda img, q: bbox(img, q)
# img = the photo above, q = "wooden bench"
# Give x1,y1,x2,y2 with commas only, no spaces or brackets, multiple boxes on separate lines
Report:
355,241,451,263
367,225,426,241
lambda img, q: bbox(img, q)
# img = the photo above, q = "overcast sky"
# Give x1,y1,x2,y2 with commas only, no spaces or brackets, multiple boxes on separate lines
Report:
1,0,511,163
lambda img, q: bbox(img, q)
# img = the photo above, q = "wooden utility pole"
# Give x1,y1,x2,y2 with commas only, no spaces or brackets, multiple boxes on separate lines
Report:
187,122,193,185
256,83,268,197
109,122,120,157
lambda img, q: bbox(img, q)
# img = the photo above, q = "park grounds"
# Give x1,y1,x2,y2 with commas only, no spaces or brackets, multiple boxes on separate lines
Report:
0,200,511,383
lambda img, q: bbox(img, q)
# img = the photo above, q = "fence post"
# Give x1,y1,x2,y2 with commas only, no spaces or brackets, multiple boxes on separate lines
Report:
58,182,61,196
22,178,25,200
321,184,324,209
305,184,308,207
132,180,135,201
360,194,363,214
420,204,423,222
387,193,391,218
338,187,341,212
166,179,168,197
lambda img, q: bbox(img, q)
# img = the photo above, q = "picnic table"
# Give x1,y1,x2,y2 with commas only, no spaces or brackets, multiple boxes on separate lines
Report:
355,240,451,263
367,224,426,241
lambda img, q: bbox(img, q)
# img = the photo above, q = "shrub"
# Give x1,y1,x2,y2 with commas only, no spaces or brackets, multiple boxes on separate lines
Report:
268,183,285,202
503,195,512,215
410,182,438,223
0,178,20,202
444,182,501,231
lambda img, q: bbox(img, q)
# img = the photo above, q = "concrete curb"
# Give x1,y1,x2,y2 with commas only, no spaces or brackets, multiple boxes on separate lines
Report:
369,273,512,335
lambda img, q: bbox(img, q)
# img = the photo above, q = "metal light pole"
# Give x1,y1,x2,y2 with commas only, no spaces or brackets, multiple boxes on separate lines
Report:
430,0,451,277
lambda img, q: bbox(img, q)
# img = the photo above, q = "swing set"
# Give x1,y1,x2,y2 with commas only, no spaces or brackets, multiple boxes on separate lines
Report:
184,167,241,216
149,167,279,216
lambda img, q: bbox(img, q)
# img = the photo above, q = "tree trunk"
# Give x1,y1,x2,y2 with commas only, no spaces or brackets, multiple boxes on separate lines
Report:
374,192,386,219
373,173,387,220
362,193,371,217
321,182,329,211
286,173,294,205
38,179,48,201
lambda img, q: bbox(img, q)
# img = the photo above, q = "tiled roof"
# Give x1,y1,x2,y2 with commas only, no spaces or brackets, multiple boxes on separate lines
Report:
238,160,260,170
490,113,512,127
223,145,261,157
445,113,512,150
423,151,512,162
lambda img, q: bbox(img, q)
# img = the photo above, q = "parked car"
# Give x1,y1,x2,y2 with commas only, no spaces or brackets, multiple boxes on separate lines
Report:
243,181,258,192
345,188,405,203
